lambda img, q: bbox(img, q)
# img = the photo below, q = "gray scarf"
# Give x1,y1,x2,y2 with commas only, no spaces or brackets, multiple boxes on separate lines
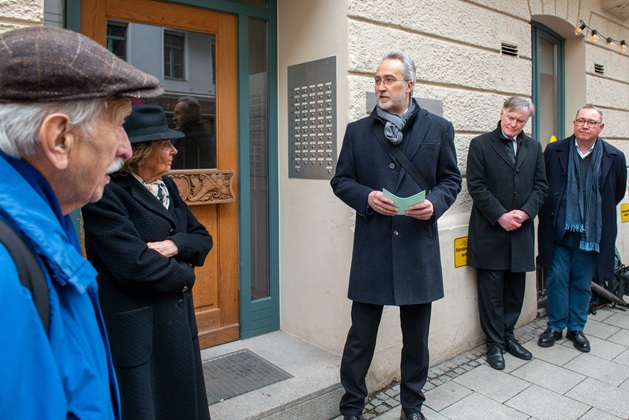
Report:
375,99,416,144
564,138,603,252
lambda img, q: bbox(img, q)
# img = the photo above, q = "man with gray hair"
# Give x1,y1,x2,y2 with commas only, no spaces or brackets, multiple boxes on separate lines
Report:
172,96,216,168
0,26,162,418
537,105,626,353
466,97,548,370
332,51,461,420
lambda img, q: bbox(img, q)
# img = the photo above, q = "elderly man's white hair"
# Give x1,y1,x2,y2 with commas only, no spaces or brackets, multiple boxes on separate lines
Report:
0,99,106,158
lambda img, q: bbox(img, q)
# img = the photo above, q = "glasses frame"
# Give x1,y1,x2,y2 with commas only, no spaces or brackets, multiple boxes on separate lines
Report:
575,118,601,127
374,77,406,87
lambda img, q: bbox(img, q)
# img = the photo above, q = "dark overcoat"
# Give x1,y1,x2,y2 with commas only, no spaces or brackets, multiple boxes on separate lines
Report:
538,136,626,278
82,174,212,420
172,122,216,169
466,124,548,272
331,105,462,306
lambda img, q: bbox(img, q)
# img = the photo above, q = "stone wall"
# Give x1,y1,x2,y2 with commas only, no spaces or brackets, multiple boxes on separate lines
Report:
0,0,43,32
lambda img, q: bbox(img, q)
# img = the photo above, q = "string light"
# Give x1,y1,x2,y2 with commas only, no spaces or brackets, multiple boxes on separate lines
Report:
574,22,587,36
591,29,599,43
573,19,627,53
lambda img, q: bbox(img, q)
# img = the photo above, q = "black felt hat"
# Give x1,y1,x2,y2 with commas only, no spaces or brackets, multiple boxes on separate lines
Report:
123,105,185,144
0,26,163,102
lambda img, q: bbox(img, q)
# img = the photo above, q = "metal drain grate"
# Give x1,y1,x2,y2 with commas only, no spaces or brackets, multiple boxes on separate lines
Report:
202,349,293,405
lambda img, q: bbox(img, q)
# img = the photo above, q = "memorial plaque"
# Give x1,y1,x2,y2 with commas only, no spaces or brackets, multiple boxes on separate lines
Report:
288,57,337,179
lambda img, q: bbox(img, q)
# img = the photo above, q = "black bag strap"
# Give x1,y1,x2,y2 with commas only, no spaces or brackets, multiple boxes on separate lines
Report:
373,124,430,192
0,218,49,333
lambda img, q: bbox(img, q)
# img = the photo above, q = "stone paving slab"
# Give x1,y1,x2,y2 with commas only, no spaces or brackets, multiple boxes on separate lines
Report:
563,353,629,387
565,377,629,419
509,359,586,394
439,393,529,420
504,384,590,420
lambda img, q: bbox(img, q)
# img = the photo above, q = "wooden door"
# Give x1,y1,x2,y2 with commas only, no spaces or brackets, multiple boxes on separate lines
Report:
81,0,239,348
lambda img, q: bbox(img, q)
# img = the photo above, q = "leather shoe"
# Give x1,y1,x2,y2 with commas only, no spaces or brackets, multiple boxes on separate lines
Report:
486,345,505,370
505,338,532,360
538,328,562,347
343,416,363,420
401,410,426,420
567,330,591,352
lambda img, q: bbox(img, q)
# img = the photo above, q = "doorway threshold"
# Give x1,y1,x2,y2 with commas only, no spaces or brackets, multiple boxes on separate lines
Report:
201,331,342,419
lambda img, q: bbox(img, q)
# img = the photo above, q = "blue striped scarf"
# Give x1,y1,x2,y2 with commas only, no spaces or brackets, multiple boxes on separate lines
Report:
564,138,602,252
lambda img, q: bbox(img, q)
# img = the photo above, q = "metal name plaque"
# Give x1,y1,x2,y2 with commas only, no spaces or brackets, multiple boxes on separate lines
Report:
288,57,337,179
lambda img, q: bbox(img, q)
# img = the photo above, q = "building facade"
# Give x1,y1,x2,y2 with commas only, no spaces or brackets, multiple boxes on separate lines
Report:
3,0,628,393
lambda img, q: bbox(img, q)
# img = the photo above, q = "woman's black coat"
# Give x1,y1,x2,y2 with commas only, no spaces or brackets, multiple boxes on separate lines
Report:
82,174,212,420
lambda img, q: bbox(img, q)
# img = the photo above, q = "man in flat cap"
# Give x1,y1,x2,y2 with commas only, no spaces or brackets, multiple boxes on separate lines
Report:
0,26,162,418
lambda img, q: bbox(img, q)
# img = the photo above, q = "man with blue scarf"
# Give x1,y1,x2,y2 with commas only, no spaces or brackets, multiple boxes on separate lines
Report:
0,26,162,418
537,105,626,353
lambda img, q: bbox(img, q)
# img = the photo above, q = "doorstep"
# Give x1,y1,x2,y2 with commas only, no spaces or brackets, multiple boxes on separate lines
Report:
201,330,343,420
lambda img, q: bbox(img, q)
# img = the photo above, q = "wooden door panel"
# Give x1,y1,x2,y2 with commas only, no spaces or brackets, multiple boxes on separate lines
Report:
81,0,239,348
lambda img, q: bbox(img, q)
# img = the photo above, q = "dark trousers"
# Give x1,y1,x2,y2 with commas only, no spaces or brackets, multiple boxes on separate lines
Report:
476,268,526,348
339,301,432,415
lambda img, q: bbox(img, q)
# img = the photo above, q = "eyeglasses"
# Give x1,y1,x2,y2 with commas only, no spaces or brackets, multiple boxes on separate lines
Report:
374,77,406,87
575,118,601,127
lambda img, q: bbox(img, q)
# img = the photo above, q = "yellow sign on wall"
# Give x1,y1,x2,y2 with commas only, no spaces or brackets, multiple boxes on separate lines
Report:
621,204,629,223
454,236,468,268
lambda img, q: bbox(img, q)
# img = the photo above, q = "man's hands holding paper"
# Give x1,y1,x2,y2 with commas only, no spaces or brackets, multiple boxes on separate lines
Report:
368,190,398,216
368,190,434,220
405,200,434,220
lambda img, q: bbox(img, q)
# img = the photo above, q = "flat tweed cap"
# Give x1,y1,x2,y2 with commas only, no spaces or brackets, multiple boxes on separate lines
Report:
0,26,163,102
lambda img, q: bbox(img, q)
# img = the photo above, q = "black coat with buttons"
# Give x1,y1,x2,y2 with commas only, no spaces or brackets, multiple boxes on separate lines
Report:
466,124,548,272
331,104,461,305
82,174,212,420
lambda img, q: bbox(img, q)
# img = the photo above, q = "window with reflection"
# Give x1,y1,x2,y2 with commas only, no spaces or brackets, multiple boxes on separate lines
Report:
164,31,185,80
249,18,269,300
106,21,128,61
106,20,217,169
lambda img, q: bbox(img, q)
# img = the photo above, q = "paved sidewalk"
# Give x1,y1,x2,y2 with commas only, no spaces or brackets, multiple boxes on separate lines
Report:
335,306,629,420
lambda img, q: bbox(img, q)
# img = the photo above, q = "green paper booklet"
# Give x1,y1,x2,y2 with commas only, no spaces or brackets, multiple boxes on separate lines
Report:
382,188,426,215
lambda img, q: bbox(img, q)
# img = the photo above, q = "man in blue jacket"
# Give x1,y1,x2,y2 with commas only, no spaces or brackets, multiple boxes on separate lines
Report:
537,105,626,353
0,26,162,418
331,51,461,420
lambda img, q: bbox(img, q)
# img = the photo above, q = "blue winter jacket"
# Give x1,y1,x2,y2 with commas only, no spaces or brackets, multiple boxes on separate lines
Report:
0,152,120,419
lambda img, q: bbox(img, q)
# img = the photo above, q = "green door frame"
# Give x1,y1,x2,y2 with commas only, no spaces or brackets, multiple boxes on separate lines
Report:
65,0,280,340
531,22,566,142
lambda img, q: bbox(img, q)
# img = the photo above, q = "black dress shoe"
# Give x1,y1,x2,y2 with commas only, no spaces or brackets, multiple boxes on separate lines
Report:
486,345,505,370
401,410,426,420
505,338,532,360
566,330,591,352
538,328,562,347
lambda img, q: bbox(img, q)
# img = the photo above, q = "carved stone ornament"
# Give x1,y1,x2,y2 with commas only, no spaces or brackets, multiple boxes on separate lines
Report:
167,169,236,206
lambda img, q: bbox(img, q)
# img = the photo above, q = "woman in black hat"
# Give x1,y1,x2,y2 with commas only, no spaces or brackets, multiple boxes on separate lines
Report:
82,104,212,420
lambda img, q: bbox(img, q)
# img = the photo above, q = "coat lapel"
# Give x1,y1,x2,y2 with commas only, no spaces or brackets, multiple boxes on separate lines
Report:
403,108,432,161
600,138,614,185
396,108,432,189
490,137,516,169
514,137,531,171
117,175,177,224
